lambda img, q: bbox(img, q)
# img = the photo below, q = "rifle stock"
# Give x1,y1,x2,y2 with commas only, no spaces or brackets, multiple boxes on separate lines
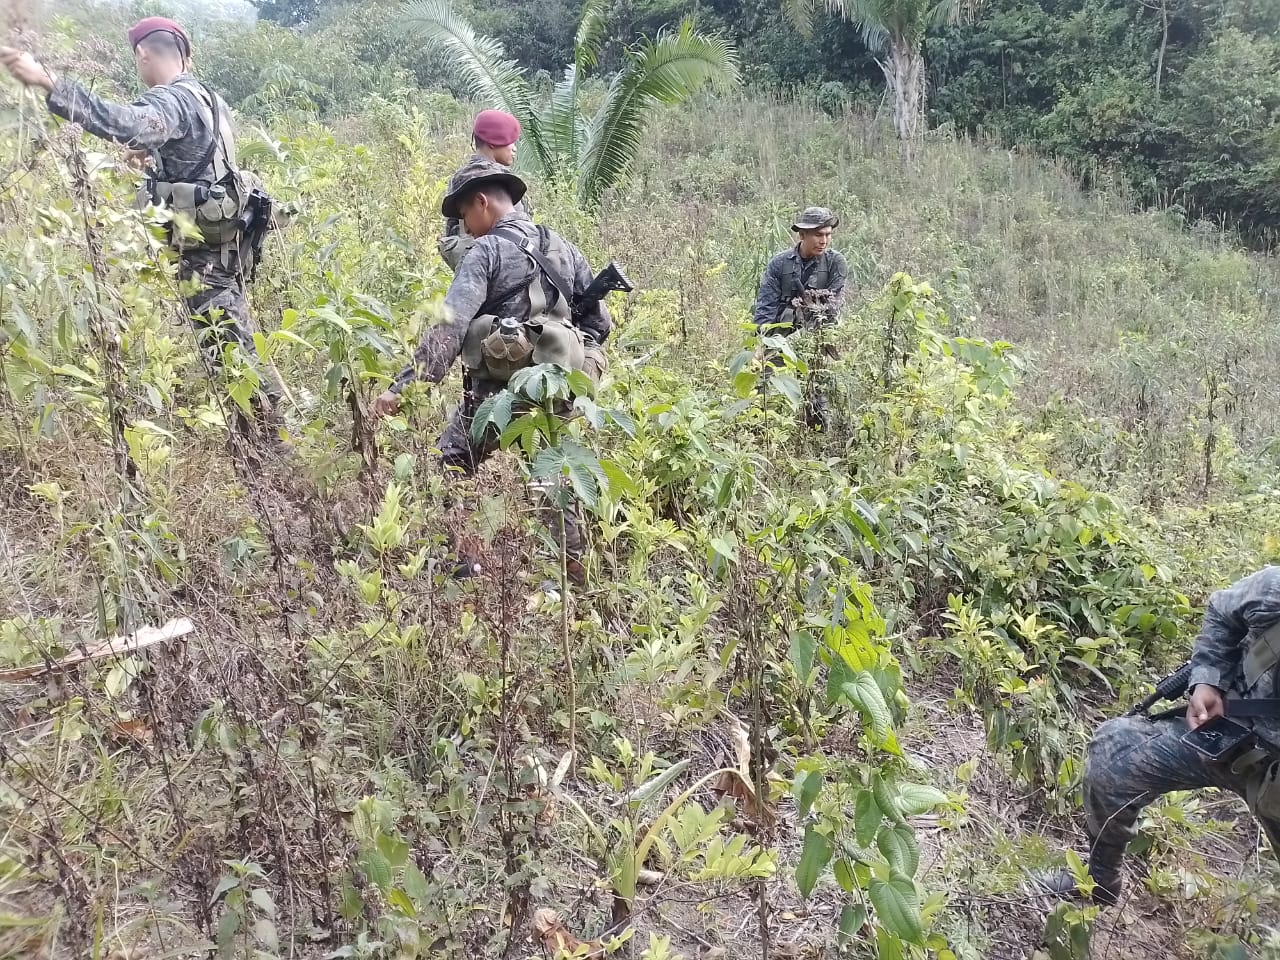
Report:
574,261,634,320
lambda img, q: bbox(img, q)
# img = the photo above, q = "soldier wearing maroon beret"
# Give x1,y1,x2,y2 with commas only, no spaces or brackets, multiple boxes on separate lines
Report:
438,109,530,271
0,20,289,452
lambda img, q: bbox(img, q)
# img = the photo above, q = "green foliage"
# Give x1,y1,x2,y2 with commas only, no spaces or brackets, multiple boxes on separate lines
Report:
5,10,1280,959
402,0,739,204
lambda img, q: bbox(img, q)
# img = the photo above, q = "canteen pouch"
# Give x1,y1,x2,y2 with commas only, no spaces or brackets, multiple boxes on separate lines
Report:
153,176,245,248
482,323,535,381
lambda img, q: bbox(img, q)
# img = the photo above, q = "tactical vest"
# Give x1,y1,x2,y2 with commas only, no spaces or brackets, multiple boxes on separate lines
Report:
140,78,248,258
460,228,588,384
777,251,838,329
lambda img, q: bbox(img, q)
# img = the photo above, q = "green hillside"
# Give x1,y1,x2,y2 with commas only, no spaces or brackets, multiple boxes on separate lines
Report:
2,6,1280,960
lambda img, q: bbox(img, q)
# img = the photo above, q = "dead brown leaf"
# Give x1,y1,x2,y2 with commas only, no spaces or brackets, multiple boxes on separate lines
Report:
532,908,603,959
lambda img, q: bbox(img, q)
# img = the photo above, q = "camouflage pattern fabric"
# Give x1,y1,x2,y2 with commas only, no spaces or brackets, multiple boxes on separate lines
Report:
392,210,611,393
1081,566,1280,877
181,247,285,405
46,72,226,184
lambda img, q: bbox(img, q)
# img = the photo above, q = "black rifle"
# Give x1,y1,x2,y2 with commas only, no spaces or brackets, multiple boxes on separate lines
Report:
574,261,633,325
1127,661,1193,717
237,188,274,282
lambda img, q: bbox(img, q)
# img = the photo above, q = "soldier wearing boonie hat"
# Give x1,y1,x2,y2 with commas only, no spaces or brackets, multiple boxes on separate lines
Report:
754,206,847,334
376,157,615,586
752,205,848,429
439,109,530,271
0,18,291,452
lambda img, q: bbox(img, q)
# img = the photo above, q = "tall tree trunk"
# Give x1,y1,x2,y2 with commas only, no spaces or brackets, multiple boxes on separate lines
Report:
880,36,926,160
1155,0,1168,100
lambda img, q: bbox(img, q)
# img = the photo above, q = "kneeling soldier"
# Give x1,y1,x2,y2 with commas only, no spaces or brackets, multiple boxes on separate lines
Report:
1040,565,1280,904
374,158,613,584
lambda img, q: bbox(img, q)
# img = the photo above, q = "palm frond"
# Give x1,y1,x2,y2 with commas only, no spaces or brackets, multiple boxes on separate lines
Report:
402,0,559,184
578,20,740,204
834,0,946,48
401,0,531,116
574,0,609,71
781,0,849,36
543,65,589,184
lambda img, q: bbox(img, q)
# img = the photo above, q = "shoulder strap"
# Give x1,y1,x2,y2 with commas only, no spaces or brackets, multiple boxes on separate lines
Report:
490,226,574,314
169,79,230,183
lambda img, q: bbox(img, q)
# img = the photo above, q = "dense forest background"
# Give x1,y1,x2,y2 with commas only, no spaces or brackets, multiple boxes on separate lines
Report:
198,0,1280,245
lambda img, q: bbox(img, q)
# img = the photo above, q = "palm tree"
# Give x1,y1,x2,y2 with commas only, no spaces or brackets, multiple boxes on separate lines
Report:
403,0,739,205
784,0,956,157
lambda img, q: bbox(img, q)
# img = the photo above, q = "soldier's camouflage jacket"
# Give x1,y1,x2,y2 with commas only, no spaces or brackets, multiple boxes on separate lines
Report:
1190,565,1280,739
46,72,230,189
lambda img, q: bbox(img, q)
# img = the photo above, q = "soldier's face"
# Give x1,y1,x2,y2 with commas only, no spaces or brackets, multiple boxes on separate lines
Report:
493,143,516,167
798,227,834,258
460,193,499,237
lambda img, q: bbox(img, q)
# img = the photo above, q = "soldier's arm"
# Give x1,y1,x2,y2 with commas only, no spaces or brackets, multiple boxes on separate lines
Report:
753,257,783,329
1189,567,1280,690
570,248,611,345
390,243,493,393
46,79,187,151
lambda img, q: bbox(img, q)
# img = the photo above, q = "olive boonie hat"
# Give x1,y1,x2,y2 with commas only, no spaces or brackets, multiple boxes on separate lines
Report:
441,157,528,219
791,206,839,231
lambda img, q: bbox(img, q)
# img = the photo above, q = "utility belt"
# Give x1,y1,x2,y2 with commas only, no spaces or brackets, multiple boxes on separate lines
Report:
461,314,598,384
142,174,274,277
144,173,247,248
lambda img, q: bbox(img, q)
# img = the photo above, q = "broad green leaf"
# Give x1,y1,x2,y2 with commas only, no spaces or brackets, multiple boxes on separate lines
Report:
789,629,816,683
876,824,910,874
795,825,832,898
794,767,822,818
627,757,691,807
895,783,947,816
833,857,857,893
361,851,392,891
855,789,881,847
841,673,893,743
870,876,924,945
891,823,920,875
837,903,867,944
873,774,905,825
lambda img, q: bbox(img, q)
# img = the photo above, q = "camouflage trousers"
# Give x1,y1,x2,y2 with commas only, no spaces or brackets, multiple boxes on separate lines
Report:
437,376,585,561
1083,715,1280,869
180,247,287,408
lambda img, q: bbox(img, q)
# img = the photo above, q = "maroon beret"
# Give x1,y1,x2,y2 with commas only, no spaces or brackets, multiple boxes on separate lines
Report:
127,17,191,56
472,110,521,147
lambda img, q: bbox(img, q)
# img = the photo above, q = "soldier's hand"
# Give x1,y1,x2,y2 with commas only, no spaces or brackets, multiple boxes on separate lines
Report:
0,48,57,91
372,389,401,420
122,148,153,171
1187,683,1226,730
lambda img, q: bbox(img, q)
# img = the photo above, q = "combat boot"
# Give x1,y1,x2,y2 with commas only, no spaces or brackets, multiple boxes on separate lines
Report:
1028,845,1125,906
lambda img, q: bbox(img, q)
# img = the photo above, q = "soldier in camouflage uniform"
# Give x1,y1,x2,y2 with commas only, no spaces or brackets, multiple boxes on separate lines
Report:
1041,566,1280,904
753,207,848,429
438,110,529,272
1,20,287,445
375,158,611,584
